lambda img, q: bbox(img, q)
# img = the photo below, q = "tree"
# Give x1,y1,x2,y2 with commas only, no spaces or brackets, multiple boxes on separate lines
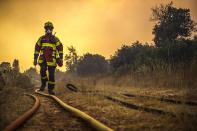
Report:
12,59,20,73
151,2,197,47
64,46,79,73
24,67,39,80
110,41,155,74
76,53,108,76
0,62,11,72
0,72,5,90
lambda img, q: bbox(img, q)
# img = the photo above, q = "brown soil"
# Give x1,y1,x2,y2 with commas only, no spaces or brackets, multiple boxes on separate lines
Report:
19,90,94,131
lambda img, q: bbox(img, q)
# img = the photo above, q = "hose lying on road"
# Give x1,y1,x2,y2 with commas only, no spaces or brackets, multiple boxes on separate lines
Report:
104,96,176,117
66,84,175,116
35,89,113,131
3,94,40,131
66,83,197,106
123,93,197,106
66,84,78,92
66,83,197,118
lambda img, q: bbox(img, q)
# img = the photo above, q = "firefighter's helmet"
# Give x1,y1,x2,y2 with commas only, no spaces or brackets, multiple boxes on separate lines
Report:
44,21,54,29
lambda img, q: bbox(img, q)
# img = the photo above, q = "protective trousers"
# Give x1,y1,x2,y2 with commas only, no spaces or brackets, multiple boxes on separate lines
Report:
39,61,56,91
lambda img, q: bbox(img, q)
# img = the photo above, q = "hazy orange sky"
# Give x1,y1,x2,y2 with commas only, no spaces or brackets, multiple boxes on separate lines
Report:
0,0,196,72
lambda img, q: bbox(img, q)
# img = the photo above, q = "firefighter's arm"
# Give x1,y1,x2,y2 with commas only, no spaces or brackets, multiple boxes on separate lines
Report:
34,37,42,60
56,37,63,59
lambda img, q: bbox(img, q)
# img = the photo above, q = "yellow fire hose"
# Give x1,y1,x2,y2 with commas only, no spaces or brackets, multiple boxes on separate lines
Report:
3,94,40,131
35,89,113,131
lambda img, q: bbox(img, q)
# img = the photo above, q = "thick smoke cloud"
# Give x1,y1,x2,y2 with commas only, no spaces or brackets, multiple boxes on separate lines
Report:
0,0,196,72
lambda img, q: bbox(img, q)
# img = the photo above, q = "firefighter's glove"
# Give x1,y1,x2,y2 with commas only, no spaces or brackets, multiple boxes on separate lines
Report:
34,59,37,66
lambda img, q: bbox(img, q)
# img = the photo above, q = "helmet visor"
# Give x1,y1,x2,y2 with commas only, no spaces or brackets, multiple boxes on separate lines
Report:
45,26,53,30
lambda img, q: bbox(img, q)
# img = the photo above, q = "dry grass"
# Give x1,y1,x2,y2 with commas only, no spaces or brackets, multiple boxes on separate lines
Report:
54,74,197,131
0,70,36,130
0,86,34,130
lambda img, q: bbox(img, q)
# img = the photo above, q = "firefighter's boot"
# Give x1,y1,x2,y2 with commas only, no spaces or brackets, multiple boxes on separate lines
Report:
48,82,55,95
39,77,48,91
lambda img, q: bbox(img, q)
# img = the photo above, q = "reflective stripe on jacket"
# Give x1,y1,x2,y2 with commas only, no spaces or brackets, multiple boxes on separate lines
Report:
34,34,63,66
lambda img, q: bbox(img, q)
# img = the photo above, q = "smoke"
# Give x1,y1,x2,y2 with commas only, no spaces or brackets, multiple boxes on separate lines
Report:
0,0,196,72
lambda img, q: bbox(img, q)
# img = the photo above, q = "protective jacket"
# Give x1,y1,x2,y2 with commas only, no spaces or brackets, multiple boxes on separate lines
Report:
34,34,63,66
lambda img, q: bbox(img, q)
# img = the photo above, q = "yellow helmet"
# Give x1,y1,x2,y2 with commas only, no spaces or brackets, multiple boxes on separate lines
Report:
44,21,54,29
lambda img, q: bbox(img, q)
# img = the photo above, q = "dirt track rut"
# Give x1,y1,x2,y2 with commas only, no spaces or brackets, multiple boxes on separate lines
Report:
19,93,93,131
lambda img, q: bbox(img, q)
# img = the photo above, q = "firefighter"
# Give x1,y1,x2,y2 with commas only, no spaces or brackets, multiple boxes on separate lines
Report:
33,21,63,95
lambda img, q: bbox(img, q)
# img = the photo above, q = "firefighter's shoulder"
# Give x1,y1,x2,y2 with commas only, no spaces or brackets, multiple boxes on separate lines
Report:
36,35,44,45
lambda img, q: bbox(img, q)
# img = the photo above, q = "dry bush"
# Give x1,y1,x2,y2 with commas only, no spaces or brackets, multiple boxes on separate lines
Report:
14,73,34,89
0,72,5,90
0,86,34,130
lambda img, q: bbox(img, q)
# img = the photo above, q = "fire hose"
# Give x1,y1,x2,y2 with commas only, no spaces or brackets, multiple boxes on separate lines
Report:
3,94,40,131
35,89,113,131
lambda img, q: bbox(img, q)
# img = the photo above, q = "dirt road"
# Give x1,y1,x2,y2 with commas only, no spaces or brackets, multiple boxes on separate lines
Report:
18,92,94,131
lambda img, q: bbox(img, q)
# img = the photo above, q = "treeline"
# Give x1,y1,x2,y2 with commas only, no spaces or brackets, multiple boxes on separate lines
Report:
110,39,197,74
65,38,197,76
64,46,109,77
